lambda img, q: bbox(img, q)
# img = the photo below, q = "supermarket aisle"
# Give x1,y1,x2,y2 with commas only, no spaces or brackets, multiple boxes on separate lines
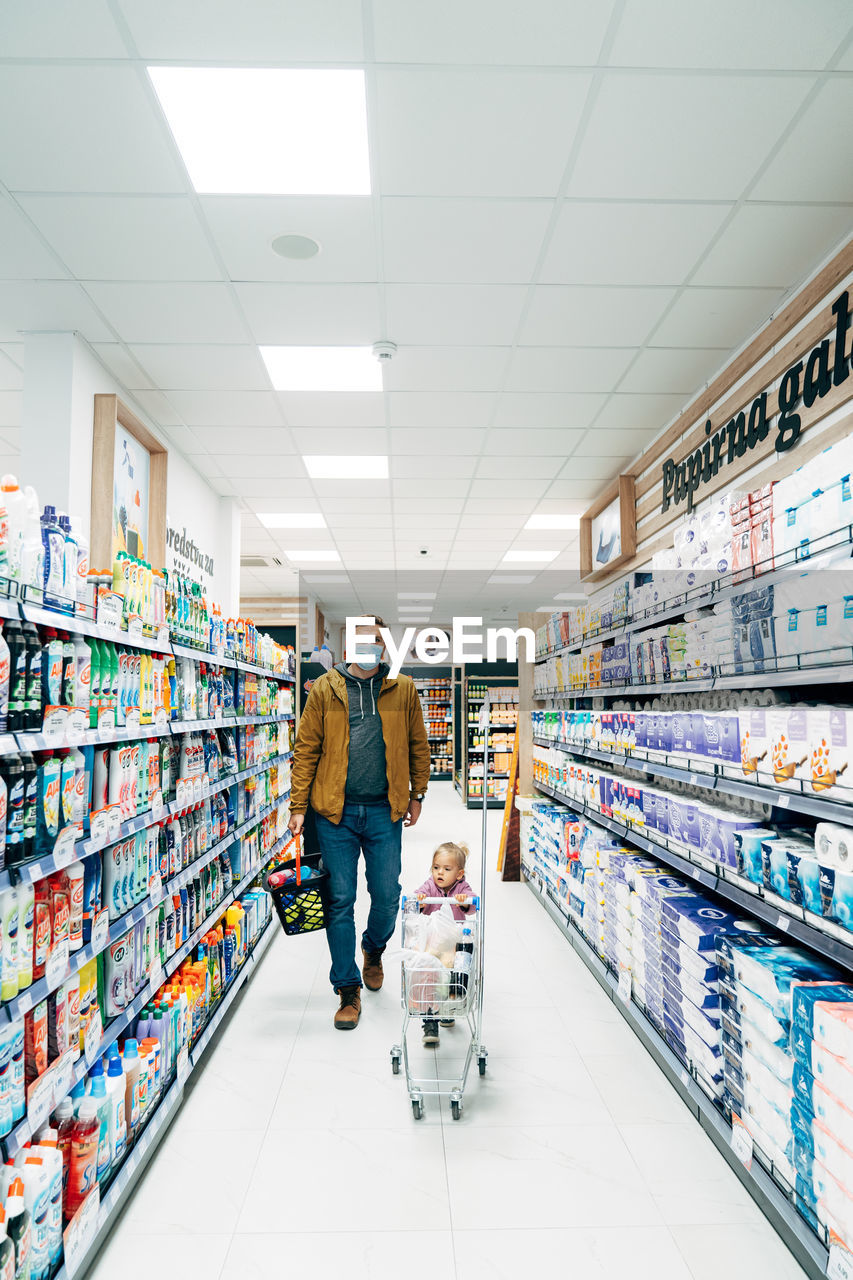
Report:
89,783,809,1280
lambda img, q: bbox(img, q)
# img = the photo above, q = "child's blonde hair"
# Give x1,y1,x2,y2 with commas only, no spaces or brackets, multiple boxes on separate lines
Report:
433,840,469,871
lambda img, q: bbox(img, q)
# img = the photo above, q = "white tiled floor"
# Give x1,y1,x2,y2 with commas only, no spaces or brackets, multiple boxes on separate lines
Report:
88,782,811,1280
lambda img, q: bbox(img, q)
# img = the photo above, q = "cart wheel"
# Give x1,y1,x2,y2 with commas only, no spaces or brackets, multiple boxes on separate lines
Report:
390,1051,401,1075
451,1100,462,1121
478,1056,487,1076
412,1099,424,1120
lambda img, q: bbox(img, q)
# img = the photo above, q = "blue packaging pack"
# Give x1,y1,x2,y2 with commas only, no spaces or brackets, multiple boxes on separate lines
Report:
734,827,775,884
659,933,719,985
661,895,758,951
790,982,853,1040
722,938,838,1018
719,984,790,1047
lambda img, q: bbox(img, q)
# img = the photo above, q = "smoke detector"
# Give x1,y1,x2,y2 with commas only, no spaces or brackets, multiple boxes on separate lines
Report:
372,340,397,362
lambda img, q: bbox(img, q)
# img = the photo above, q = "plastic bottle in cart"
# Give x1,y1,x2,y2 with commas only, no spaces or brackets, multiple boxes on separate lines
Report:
451,928,475,997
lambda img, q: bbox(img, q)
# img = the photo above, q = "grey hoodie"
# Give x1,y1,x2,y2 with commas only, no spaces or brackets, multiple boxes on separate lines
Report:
335,662,389,804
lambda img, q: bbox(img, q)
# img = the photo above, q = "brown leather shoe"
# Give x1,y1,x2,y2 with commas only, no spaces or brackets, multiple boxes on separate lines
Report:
361,946,385,991
334,986,361,1030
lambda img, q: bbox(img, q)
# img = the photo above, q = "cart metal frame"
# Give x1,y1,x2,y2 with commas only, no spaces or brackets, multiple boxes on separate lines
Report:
390,695,492,1119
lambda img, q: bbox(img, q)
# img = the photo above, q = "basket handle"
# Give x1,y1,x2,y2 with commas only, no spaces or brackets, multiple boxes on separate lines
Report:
275,833,304,886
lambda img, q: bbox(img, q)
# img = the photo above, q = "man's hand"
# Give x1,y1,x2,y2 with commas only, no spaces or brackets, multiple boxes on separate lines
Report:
288,812,305,837
404,798,422,828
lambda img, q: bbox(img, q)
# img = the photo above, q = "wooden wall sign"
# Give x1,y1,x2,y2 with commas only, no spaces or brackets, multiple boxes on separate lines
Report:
91,394,168,573
659,289,853,515
580,474,636,582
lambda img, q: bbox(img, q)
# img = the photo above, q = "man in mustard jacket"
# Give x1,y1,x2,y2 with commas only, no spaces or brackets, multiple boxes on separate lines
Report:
288,618,430,1029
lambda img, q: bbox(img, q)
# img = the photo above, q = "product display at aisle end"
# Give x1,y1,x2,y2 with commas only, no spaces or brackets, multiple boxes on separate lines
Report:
459,679,517,808
0,472,298,1276
524,438,853,1278
412,672,453,779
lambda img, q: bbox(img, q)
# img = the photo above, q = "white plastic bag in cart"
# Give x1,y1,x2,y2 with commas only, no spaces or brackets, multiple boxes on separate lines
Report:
425,903,463,967
388,949,450,1014
402,909,430,951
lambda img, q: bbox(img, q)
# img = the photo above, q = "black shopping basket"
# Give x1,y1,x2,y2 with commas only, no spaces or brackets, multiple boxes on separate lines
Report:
263,835,329,936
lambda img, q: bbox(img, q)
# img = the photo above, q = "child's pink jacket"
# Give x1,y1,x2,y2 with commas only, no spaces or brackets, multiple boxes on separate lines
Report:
414,876,476,921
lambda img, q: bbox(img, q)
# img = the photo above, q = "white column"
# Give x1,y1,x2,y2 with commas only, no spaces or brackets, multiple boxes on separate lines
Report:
21,332,92,518
214,496,241,618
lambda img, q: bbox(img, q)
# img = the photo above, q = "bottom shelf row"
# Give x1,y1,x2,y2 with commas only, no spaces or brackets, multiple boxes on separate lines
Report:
525,791,853,1280
0,838,290,1280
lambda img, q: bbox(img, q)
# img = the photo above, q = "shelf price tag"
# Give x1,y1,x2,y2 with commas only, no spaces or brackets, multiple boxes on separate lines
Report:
776,913,791,933
27,1067,55,1135
177,1045,190,1085
63,1186,100,1278
731,1115,753,1170
53,823,81,870
128,617,144,640
84,1009,103,1067
46,939,70,991
91,910,110,955
150,789,164,820
149,957,164,996
157,625,170,648
125,709,141,733
148,874,163,906
53,1050,74,1103
617,968,632,1004
828,1240,853,1280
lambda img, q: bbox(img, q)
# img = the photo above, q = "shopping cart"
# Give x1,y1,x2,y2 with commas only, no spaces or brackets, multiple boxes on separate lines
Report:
390,696,492,1120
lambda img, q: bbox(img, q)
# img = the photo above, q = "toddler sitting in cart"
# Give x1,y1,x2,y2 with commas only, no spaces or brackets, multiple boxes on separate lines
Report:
415,841,475,1045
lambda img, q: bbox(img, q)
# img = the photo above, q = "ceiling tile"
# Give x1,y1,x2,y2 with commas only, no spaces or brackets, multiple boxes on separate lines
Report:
84,282,248,345
377,67,592,197
618,346,727,394
694,203,853,288
468,478,550,499
553,454,625,480
159,423,205,453
650,287,783,348
200,196,376,283
235,478,316,500
384,347,510,392
290,426,387,453
464,496,537,513
311,479,391,499
91,344,155,391
0,66,184,193
569,73,812,200
385,285,526,346
330,513,394,528
129,344,270,391
389,427,486,455
520,286,676,347
611,0,850,69
19,195,223,281
540,201,732,287
544,478,610,501
372,0,614,63
193,425,296,455
391,455,478,478
278,392,385,427
391,498,465,514
320,498,393,514
492,392,605,429
0,0,126,55
0,352,23,392
594,393,686,432
382,198,552,284
506,347,635,393
127,388,186,427
571,427,653,456
487,427,583,455
0,282,113,343
117,0,365,60
393,477,471,498
476,456,562,479
166,390,282,426
234,283,381,344
393,511,459,529
388,392,497,427
0,196,66,281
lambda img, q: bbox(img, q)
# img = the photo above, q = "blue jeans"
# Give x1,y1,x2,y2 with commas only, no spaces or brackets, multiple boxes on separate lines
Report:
314,801,403,990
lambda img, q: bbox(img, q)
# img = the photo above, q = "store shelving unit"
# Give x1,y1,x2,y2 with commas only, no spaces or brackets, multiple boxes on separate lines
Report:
521,860,829,1280
527,563,853,1279
462,676,518,809
409,669,453,780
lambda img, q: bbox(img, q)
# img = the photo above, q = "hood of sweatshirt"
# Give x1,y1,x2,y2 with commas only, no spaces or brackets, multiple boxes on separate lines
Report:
334,661,390,720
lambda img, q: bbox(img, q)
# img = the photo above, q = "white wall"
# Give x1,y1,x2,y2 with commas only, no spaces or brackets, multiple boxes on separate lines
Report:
21,333,238,610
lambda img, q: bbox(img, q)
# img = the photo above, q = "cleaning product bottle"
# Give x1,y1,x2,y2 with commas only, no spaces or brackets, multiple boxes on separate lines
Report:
58,516,76,616
3,1178,30,1279
19,1156,50,1280
105,1055,126,1166
64,1098,98,1220
22,488,44,605
0,1204,15,1280
52,1097,74,1196
72,637,90,714
0,625,9,736
0,889,18,1002
28,1133,61,1270
87,1067,110,1183
60,633,75,710
40,507,64,612
121,1040,141,1147
0,479,26,587
15,883,33,991
22,626,42,733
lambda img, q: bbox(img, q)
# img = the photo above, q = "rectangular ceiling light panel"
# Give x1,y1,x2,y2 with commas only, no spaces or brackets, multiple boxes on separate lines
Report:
149,68,371,195
261,346,382,392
